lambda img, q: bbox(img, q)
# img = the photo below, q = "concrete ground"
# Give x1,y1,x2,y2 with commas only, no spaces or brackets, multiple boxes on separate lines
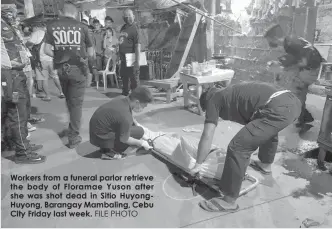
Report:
1,84,332,228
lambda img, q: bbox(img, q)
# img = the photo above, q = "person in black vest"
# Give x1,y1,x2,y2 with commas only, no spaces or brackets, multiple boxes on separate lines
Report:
264,24,325,130
1,9,45,164
190,82,301,212
44,2,96,148
119,8,141,96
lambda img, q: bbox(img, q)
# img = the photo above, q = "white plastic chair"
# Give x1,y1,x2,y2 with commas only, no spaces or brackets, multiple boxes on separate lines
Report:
315,45,332,81
97,54,118,91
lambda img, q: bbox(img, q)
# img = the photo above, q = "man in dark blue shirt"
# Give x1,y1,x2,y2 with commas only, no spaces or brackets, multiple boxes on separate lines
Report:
190,82,301,212
264,24,324,129
118,8,141,96
89,86,153,160
44,2,96,148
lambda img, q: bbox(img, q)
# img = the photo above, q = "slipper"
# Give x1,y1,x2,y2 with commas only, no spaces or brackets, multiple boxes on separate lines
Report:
199,198,239,213
249,160,272,175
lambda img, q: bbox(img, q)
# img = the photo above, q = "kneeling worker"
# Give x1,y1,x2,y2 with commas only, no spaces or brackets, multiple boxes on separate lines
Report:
191,81,301,212
89,86,153,160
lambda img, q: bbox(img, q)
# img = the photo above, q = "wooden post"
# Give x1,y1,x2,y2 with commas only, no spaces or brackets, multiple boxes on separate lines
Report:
303,6,309,38
206,0,216,60
24,0,35,18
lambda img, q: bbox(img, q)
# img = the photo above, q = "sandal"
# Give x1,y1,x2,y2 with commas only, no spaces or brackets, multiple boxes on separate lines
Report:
199,198,239,213
249,160,272,175
41,97,51,102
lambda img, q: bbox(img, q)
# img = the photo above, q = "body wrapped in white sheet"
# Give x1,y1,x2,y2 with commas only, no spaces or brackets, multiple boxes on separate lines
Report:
135,124,226,180
150,134,226,180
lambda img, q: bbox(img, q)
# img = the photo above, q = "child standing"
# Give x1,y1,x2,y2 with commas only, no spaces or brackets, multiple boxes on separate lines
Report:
103,27,118,71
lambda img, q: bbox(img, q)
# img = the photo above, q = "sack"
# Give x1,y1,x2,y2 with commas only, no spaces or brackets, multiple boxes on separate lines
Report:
152,134,227,180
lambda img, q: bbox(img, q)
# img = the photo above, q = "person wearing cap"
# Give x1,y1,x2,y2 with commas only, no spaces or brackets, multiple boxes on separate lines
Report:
1,10,45,164
89,86,153,160
264,24,324,129
44,2,97,149
190,81,301,212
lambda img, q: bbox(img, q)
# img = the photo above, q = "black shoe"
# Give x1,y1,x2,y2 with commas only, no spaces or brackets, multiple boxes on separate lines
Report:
14,152,46,164
303,109,314,123
58,129,69,138
28,144,43,152
68,136,82,149
317,160,327,171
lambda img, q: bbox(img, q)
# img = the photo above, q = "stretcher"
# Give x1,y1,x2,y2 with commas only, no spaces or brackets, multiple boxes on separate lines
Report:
140,127,259,197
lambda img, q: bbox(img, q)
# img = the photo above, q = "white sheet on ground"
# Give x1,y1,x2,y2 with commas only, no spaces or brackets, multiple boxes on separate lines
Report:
140,125,226,180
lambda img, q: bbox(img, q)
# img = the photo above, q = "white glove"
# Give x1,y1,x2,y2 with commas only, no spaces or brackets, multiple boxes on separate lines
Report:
141,140,153,151
190,163,204,174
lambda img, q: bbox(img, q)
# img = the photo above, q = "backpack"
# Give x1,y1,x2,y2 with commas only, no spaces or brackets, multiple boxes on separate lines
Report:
30,36,45,70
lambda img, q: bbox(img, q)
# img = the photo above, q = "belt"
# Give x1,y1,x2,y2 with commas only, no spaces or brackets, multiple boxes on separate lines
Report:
264,90,291,105
250,90,291,121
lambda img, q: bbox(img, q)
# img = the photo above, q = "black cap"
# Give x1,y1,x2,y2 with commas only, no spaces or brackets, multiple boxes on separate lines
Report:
105,16,114,23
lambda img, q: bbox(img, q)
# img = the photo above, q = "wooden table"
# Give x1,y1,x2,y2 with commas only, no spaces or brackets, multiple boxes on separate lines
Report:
180,69,235,115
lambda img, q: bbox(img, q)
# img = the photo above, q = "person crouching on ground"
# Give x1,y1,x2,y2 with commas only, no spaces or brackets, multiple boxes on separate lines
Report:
190,81,302,212
264,24,324,130
89,86,153,160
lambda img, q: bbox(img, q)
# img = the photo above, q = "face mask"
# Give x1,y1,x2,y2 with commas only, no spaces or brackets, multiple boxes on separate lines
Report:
123,17,133,24
133,102,143,113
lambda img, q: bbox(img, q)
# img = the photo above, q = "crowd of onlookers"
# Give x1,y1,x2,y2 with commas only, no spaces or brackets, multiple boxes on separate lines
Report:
2,4,141,164
81,16,119,87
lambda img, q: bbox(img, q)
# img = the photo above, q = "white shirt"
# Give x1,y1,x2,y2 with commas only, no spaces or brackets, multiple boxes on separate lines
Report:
29,30,53,62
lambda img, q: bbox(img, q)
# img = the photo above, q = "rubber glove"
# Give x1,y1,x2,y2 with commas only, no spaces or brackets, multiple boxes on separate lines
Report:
141,140,153,151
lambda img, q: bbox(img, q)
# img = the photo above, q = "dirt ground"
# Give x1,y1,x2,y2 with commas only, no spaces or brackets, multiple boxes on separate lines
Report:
1,85,332,228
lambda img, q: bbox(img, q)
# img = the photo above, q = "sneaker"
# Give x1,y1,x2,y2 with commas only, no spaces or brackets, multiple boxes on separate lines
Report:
27,122,36,132
28,144,43,152
28,117,45,124
317,160,327,171
58,129,69,138
14,152,46,164
68,136,82,149
100,149,127,160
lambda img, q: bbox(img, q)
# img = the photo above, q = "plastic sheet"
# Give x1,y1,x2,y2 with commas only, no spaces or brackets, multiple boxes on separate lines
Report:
151,134,227,180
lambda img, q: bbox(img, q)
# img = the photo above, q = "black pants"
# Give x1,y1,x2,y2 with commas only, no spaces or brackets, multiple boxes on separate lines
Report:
288,69,318,124
219,92,302,199
2,98,29,155
57,64,86,142
113,126,144,153
120,60,140,96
